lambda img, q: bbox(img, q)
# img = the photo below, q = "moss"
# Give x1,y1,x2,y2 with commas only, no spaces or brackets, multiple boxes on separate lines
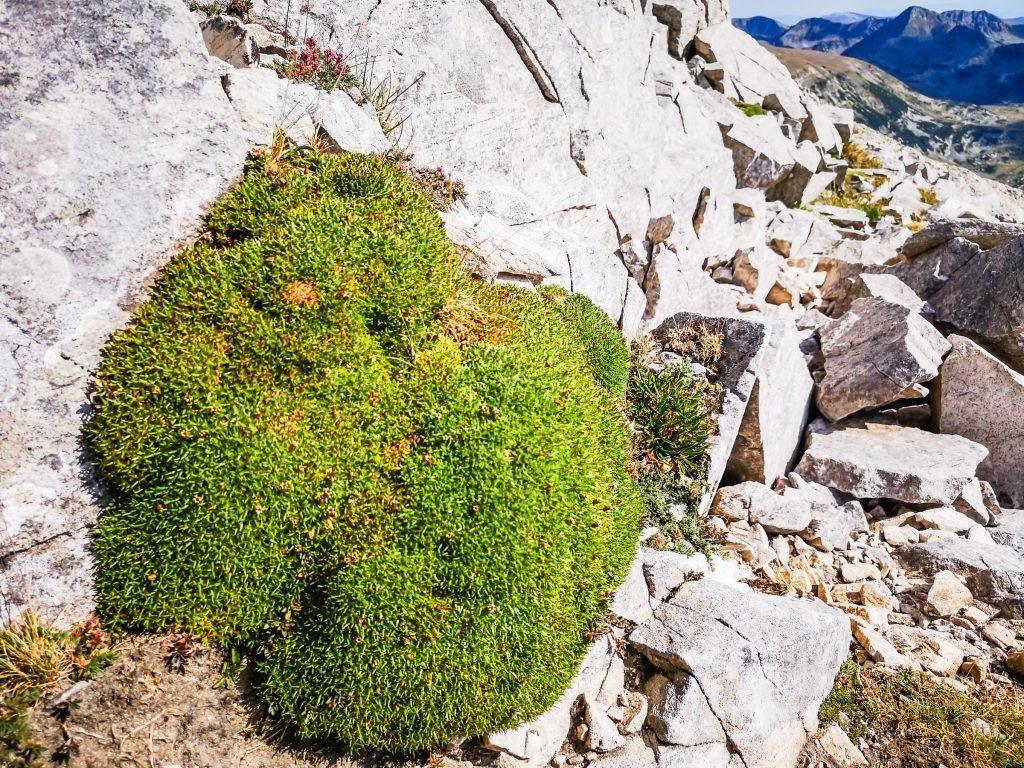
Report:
735,102,768,117
541,287,629,397
85,150,641,754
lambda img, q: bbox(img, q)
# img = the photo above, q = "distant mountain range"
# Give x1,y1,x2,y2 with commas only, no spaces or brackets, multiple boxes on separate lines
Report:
734,7,1024,104
771,43,1024,187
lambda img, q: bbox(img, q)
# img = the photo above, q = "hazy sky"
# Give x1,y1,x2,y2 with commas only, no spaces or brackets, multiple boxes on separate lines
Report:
731,1,1023,21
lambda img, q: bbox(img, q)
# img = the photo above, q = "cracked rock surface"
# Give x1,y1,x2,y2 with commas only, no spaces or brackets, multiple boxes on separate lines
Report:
630,580,849,768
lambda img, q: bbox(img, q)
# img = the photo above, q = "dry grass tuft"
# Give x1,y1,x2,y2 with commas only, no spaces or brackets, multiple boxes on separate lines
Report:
281,280,319,307
662,325,725,371
842,141,884,170
437,285,513,347
0,613,72,700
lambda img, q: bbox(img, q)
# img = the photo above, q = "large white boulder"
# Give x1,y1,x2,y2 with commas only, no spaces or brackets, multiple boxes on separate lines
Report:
629,580,849,768
0,0,247,624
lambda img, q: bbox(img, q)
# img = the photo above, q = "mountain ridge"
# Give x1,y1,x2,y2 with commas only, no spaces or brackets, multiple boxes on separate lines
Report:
735,6,1024,104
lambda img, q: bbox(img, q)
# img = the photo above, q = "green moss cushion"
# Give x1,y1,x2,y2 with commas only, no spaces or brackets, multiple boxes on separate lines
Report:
542,287,630,397
86,151,641,753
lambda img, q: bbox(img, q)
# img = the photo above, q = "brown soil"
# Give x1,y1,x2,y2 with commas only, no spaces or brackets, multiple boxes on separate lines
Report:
24,635,369,768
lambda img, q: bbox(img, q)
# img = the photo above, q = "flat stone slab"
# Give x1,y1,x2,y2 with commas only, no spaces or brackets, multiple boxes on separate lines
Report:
795,420,988,505
900,219,1024,258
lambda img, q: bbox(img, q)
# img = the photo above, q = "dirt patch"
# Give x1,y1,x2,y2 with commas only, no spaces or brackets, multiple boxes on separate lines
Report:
24,635,369,768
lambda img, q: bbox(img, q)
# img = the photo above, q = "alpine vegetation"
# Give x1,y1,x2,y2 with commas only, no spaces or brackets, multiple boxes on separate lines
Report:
84,149,641,752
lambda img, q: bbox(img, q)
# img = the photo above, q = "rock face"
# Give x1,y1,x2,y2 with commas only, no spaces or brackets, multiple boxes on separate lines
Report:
629,580,849,768
899,219,1024,259
937,335,1024,508
927,236,1024,373
816,298,950,421
796,421,989,505
486,631,624,766
0,0,247,622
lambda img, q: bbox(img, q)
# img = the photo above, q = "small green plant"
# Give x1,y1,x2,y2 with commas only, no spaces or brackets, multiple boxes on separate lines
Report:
919,187,938,205
816,189,882,224
188,0,251,17
0,688,43,768
820,658,1024,768
0,614,116,767
736,102,768,117
86,149,641,753
627,364,715,474
542,287,629,397
385,149,467,211
356,61,422,140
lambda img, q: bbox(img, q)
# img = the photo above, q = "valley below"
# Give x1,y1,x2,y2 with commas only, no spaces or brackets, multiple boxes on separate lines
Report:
773,45,1024,188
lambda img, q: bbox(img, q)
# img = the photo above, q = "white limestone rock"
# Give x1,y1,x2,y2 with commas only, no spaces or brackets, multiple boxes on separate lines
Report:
485,632,622,766
0,0,247,624
200,14,259,68
937,335,1024,508
629,580,849,768
796,421,988,506
926,570,973,617
816,298,950,422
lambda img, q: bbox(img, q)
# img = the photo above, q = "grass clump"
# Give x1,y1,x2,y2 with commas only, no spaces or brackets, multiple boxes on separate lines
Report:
919,187,938,205
842,141,884,170
0,615,70,700
625,325,723,556
85,149,641,754
1,614,116,767
542,287,630,397
820,658,1024,768
627,365,714,473
816,187,883,224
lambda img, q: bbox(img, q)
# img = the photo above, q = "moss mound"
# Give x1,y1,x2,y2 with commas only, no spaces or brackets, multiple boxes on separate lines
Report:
542,287,630,397
86,151,641,753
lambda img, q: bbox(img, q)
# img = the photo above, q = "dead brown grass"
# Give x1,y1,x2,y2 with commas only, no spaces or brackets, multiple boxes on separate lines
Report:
843,141,884,170
821,660,1024,768
437,284,514,347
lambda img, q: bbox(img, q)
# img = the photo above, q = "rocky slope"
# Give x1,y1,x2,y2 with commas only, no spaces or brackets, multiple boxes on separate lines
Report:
773,44,1024,187
4,0,1024,766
